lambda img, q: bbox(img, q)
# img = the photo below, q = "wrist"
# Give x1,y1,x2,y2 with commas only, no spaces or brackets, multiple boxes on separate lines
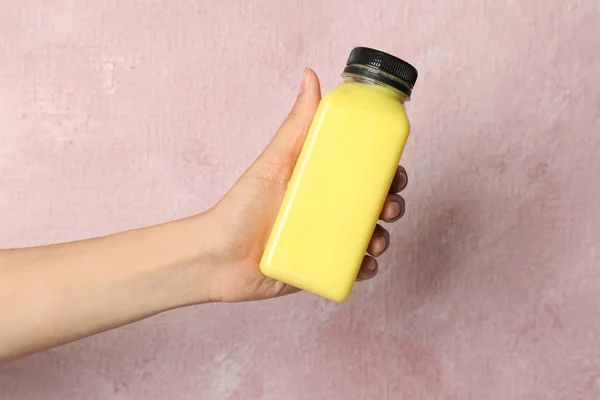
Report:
182,210,234,304
141,216,218,308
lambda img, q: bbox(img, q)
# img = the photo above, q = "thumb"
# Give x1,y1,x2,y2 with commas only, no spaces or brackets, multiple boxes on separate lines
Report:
254,68,322,178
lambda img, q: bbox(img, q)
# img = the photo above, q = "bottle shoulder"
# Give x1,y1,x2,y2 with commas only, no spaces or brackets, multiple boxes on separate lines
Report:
321,82,410,128
327,82,406,107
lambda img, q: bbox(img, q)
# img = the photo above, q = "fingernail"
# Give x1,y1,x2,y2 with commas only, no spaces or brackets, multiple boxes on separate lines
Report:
367,258,378,271
382,236,390,253
388,201,401,219
398,172,408,190
376,236,388,254
299,68,310,94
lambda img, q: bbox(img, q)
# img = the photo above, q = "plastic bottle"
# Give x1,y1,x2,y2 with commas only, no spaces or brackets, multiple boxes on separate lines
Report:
260,47,418,302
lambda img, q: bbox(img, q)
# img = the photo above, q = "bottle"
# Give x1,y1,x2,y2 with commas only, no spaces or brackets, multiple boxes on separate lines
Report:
260,47,418,302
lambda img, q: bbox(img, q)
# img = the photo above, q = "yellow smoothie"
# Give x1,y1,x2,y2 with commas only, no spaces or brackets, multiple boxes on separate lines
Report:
260,48,418,302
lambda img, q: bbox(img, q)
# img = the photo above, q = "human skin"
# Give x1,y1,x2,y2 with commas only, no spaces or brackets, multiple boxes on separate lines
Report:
0,69,408,362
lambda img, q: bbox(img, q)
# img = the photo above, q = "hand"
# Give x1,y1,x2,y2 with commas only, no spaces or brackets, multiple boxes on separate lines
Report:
201,68,409,302
0,69,409,360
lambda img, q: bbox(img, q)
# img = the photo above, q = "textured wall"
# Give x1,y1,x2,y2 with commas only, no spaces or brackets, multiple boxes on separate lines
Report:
1,1,600,399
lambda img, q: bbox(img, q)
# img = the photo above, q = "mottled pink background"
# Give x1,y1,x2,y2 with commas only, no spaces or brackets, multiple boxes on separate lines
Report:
1,1,600,399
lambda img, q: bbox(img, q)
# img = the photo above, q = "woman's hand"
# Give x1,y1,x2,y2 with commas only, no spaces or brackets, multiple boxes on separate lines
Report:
0,68,409,361
197,68,409,302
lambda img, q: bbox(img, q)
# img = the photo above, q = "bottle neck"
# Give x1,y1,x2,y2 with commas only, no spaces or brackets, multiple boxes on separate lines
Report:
341,73,409,103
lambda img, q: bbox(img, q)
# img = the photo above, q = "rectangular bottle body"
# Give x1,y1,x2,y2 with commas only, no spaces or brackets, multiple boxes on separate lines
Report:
260,81,410,302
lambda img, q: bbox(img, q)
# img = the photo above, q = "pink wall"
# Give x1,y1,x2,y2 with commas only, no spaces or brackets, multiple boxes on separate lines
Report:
1,1,600,398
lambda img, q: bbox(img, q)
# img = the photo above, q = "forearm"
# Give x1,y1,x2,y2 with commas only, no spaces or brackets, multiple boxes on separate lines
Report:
0,217,211,362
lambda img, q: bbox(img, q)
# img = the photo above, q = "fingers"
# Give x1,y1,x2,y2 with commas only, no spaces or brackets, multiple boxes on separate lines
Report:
379,166,407,222
379,193,405,222
389,165,408,193
357,166,408,283
276,284,302,297
356,221,393,282
260,68,322,165
367,224,390,257
356,256,378,281
356,224,389,282
246,68,322,185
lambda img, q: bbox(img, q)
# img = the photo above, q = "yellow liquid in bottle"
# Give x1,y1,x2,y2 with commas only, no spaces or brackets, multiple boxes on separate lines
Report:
260,79,411,302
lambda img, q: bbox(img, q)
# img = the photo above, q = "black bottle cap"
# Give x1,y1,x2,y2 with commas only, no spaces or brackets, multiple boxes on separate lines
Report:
343,47,418,97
